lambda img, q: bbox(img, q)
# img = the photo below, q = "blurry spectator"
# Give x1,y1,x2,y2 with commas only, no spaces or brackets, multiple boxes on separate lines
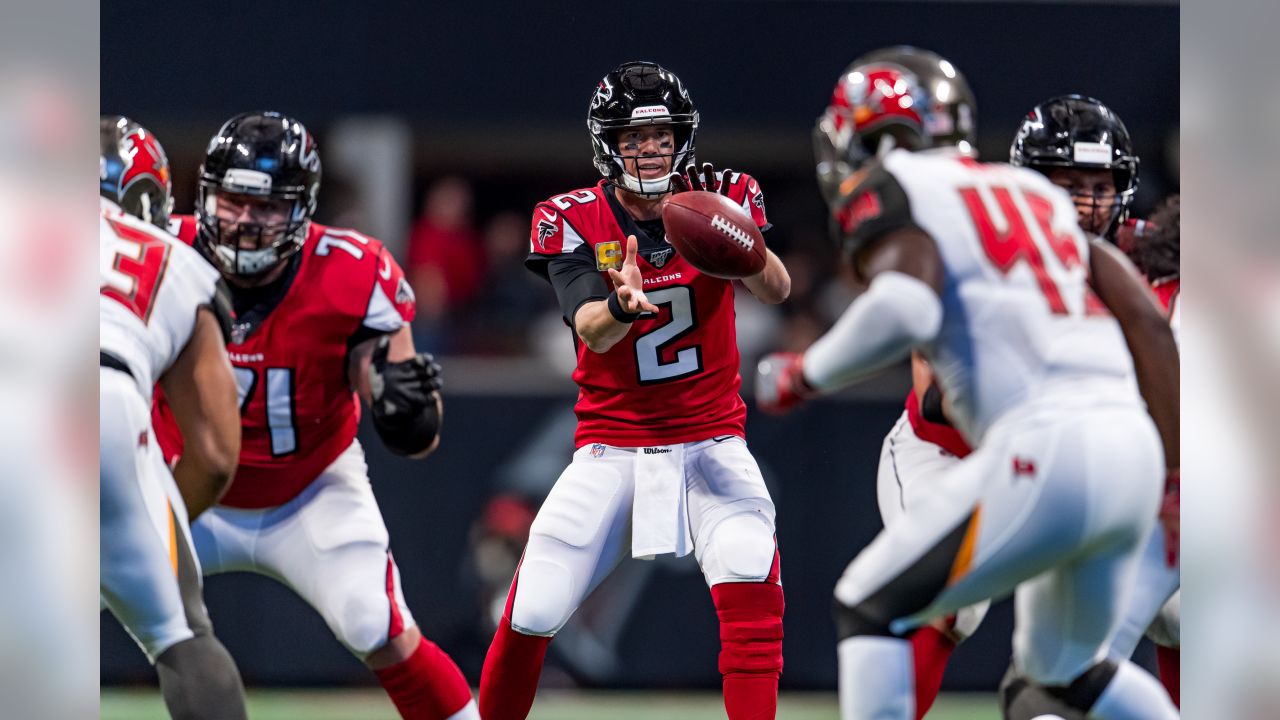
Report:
460,211,553,354
407,176,486,348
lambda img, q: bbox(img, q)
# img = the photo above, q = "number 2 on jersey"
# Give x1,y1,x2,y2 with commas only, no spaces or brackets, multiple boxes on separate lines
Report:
634,286,702,384
958,185,1098,316
233,366,298,456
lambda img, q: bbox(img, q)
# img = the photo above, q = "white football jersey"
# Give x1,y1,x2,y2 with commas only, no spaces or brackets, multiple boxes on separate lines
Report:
841,150,1137,441
99,200,222,400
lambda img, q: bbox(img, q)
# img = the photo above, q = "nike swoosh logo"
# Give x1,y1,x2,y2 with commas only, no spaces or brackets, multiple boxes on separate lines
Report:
541,209,558,222
379,256,392,280
712,435,737,443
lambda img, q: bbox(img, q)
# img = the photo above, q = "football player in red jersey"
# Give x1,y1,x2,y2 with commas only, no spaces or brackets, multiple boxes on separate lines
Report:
478,61,791,720
152,112,477,720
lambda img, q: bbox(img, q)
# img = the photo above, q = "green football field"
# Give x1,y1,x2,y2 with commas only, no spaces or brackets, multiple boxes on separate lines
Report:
101,688,1000,719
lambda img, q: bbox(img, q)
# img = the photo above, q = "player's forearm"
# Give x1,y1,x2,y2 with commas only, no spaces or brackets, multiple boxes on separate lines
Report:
803,271,942,393
172,452,235,520
741,250,790,305
574,299,633,353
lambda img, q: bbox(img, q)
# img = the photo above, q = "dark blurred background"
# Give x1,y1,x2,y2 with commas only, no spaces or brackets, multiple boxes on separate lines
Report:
101,0,1178,693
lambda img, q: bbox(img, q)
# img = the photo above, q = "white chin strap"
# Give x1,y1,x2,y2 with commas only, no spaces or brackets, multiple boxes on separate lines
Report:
214,244,280,276
617,170,678,197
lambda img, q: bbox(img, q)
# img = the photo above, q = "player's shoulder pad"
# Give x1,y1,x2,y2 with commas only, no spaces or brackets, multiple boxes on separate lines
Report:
721,170,769,229
529,184,607,257
309,223,416,325
831,158,916,255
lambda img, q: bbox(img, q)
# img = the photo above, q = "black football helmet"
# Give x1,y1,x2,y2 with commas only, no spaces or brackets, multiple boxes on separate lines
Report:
195,111,321,279
100,115,173,228
1010,95,1139,237
588,61,699,197
814,46,977,204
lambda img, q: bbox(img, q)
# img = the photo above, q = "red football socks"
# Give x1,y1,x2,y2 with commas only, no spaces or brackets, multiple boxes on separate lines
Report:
478,617,550,720
712,581,785,720
909,624,957,720
373,636,474,720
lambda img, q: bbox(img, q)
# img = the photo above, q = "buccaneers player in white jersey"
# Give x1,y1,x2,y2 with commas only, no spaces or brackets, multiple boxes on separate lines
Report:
151,112,477,720
479,61,791,720
758,48,1179,719
99,116,248,719
1012,97,1182,708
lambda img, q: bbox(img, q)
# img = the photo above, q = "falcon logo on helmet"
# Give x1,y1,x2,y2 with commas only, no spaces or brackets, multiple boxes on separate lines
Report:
587,60,700,197
1009,95,1140,238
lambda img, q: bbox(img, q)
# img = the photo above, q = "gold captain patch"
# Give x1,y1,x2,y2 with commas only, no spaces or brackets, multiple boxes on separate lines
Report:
596,240,623,271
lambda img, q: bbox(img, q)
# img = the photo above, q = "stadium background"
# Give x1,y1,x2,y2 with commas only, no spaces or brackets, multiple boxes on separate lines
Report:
101,0,1178,714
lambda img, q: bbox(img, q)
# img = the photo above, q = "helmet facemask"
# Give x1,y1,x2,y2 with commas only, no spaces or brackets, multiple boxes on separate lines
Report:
590,114,697,197
196,171,309,281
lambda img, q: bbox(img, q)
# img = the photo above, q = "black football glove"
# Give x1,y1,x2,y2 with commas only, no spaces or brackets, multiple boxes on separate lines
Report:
369,335,443,418
670,162,734,195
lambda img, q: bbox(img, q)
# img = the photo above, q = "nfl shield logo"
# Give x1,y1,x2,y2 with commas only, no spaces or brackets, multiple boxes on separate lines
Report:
648,248,674,268
590,443,606,458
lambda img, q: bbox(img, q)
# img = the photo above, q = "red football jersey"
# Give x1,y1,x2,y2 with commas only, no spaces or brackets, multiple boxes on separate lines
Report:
529,176,769,448
153,217,416,508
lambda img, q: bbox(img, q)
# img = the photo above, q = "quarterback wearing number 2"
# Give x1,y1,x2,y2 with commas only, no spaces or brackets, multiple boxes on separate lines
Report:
479,61,791,720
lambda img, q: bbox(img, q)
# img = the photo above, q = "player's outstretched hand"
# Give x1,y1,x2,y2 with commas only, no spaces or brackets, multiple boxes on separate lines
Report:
755,352,818,415
369,335,443,415
607,235,659,315
1159,469,1179,567
671,162,733,195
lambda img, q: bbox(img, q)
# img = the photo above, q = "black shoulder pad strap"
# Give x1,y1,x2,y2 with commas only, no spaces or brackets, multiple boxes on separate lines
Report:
204,278,236,344
832,161,918,259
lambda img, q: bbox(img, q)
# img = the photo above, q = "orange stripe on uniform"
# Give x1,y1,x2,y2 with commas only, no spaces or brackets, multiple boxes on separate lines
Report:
946,505,981,585
167,499,179,577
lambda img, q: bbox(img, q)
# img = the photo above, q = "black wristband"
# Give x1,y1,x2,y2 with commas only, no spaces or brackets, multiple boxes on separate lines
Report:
607,291,641,323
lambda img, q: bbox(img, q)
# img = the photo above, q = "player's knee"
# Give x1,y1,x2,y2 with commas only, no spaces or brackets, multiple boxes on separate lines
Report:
704,513,776,583
832,595,895,641
509,558,577,636
328,590,398,657
1000,660,1118,720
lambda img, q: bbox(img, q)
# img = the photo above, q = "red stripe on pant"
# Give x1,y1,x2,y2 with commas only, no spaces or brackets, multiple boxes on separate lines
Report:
374,553,474,719
1156,645,1179,707
479,557,550,720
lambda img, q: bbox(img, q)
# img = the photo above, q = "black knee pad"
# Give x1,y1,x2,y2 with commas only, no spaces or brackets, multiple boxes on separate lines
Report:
156,634,248,720
832,596,895,641
999,660,1119,720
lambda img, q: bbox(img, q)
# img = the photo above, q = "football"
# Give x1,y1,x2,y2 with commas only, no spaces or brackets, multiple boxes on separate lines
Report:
662,191,767,279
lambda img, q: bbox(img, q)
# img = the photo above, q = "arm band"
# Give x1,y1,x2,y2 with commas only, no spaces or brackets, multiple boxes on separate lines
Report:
607,291,641,323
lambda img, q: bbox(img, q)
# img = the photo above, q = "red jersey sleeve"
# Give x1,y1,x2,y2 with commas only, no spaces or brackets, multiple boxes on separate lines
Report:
720,171,769,230
363,243,416,331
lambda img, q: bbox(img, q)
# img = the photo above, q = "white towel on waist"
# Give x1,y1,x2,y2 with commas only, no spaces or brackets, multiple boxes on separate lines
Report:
631,443,690,559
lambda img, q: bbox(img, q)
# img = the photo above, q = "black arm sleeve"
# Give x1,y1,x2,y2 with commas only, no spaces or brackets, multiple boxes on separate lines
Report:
526,244,610,327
